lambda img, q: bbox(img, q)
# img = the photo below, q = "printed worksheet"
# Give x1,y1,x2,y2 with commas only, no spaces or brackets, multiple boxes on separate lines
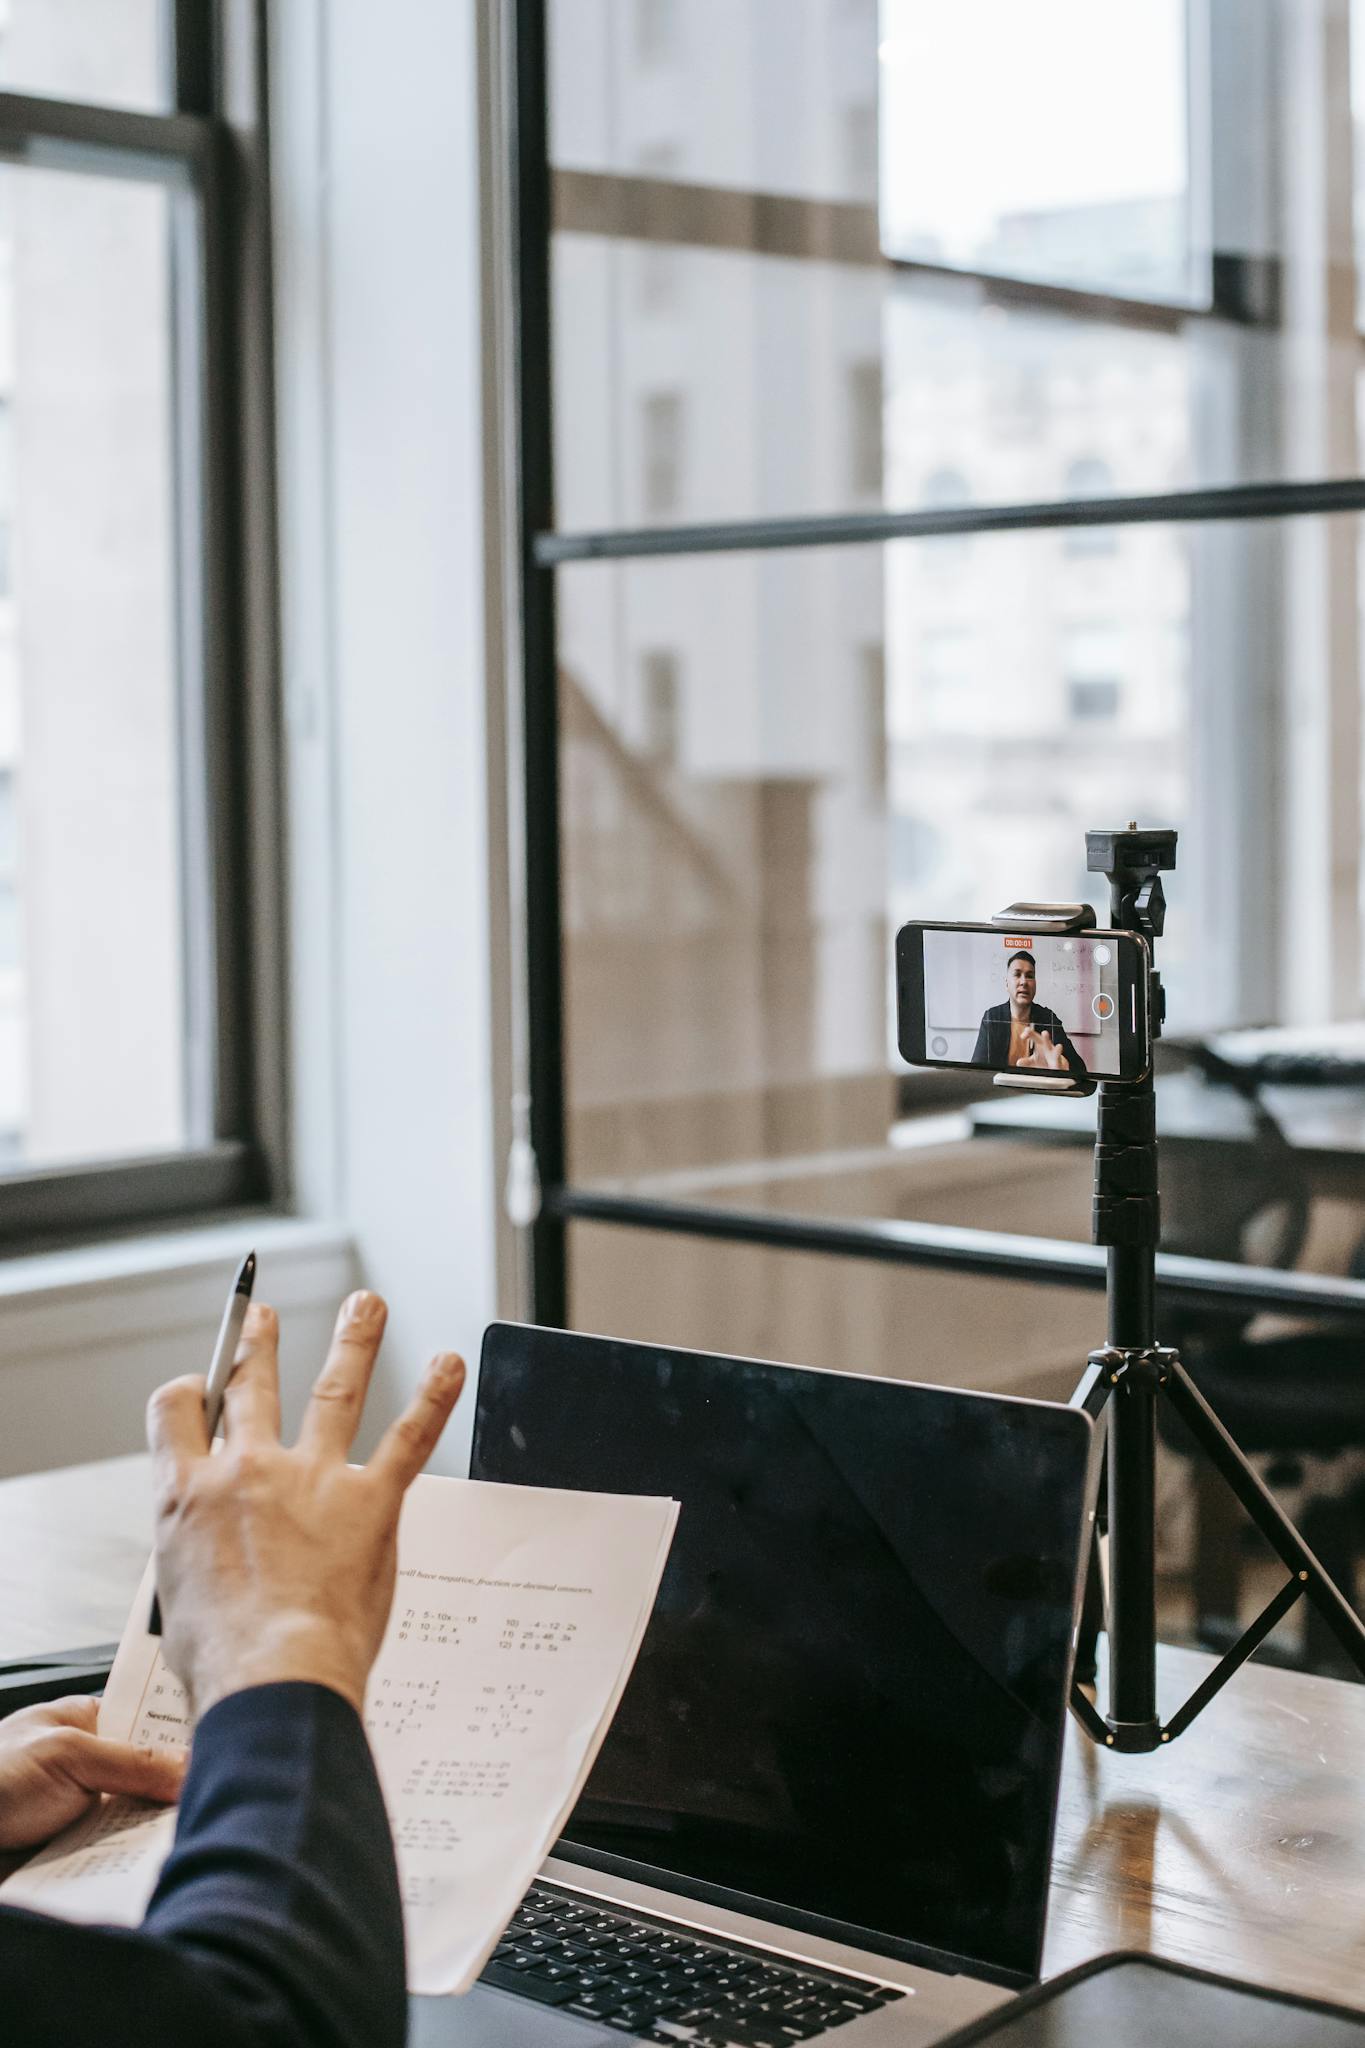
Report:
0,1474,678,1995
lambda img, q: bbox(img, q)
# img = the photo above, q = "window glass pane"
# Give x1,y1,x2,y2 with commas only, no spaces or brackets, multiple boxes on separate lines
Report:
551,2,1364,533
878,0,1201,305
1,163,191,1170
0,0,168,115
559,517,1364,1275
569,1219,1096,1404
549,0,881,203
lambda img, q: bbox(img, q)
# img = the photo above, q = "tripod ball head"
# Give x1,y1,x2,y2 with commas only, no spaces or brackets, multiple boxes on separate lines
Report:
1086,826,1178,941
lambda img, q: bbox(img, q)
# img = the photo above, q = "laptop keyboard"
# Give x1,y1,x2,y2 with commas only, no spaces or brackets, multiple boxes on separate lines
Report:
478,1879,903,2043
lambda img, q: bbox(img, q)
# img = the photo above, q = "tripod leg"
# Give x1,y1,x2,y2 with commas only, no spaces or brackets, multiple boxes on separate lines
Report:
1161,1356,1365,1678
1075,1521,1105,1685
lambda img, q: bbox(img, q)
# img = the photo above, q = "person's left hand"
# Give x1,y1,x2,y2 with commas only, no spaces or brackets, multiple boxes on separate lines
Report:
1020,1030,1069,1071
0,1694,186,1851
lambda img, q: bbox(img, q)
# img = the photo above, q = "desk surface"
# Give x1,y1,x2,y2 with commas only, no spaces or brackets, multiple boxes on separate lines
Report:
6,1459,1365,2011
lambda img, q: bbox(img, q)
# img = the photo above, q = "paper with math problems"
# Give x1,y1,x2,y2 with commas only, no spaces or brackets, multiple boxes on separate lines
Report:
0,1474,678,1995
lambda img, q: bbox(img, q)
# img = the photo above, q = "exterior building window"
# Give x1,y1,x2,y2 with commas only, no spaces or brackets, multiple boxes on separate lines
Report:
1068,678,1121,722
1064,458,1119,556
1064,625,1124,722
0,399,11,599
641,649,681,766
848,359,884,497
642,391,684,517
921,466,971,560
636,0,674,63
843,102,879,197
861,643,887,796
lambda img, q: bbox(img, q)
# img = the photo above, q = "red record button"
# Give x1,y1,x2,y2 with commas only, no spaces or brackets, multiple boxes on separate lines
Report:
1091,992,1116,1021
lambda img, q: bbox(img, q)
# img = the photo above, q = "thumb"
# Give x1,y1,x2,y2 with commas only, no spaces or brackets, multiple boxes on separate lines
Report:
50,1730,188,1805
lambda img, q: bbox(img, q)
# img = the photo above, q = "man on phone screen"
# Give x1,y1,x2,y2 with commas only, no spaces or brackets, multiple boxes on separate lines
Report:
971,950,1087,1075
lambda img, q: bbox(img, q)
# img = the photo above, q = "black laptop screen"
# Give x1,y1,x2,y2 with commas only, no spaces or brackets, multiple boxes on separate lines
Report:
470,1325,1092,1985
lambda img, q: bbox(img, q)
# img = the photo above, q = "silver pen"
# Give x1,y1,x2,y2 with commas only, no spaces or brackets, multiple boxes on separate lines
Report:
201,1249,258,1439
148,1250,256,1635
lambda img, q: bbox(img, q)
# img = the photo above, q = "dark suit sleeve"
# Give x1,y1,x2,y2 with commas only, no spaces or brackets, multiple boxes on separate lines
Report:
971,1011,992,1064
0,1681,406,2048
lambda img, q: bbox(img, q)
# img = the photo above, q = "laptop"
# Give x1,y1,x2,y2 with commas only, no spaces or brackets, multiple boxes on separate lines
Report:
410,1324,1096,2048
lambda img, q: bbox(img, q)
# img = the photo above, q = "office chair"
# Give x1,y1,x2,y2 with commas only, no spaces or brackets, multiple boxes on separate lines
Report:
1157,1045,1365,1675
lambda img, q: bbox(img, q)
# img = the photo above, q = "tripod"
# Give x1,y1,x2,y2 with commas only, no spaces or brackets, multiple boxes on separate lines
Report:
1021,827,1365,1751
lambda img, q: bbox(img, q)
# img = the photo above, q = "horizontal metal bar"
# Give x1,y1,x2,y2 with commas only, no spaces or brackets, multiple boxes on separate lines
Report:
535,474,1365,567
548,1185,1365,1320
0,1141,266,1248
0,88,210,179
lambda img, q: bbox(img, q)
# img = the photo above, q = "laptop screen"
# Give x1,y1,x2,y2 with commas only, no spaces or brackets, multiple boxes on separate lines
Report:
470,1325,1092,1986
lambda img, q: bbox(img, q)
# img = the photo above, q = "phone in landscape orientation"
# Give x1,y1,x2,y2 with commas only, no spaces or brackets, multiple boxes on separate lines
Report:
896,920,1152,1083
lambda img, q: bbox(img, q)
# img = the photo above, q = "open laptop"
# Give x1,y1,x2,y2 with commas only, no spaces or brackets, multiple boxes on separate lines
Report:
411,1324,1096,2048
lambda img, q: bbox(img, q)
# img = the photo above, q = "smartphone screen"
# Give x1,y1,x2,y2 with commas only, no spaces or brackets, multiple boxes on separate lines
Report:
896,922,1150,1081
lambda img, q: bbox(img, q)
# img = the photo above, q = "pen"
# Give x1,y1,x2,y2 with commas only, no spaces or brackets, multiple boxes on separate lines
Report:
148,1250,257,1636
201,1249,258,1440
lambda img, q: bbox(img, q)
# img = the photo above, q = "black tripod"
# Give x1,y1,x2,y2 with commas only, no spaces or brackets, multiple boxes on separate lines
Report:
1030,827,1365,1750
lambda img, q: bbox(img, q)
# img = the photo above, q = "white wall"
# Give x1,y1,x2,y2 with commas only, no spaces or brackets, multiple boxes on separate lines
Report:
271,0,500,1473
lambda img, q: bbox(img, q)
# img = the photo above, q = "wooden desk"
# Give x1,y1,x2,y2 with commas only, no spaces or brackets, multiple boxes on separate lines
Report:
5,1460,1365,2010
0,1453,151,1658
1047,1647,1365,2009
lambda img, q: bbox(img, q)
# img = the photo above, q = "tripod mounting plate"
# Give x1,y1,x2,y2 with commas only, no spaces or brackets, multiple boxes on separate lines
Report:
1085,826,1177,875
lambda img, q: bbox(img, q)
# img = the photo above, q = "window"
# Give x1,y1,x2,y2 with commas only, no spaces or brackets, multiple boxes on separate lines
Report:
0,11,277,1238
1064,458,1119,556
0,0,167,114
843,102,879,199
848,359,884,497
635,0,674,65
878,0,1199,305
860,643,887,795
0,400,11,597
1068,678,1121,722
530,2,1365,1408
1064,624,1124,724
641,392,685,517
641,650,681,765
920,465,971,560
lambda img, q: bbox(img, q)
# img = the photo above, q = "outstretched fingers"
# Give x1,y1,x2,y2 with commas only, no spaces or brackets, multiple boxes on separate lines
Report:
220,1302,283,1443
296,1292,389,1461
369,1353,466,1494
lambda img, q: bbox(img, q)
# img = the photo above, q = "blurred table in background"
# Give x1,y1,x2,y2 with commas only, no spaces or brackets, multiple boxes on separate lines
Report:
0,1452,150,1662
969,1071,1365,1197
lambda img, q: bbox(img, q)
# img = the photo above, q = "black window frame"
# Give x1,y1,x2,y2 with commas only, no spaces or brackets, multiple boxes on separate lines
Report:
509,0,1365,1334
0,0,284,1249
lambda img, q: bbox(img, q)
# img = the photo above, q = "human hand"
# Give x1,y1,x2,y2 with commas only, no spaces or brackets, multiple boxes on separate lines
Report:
147,1292,465,1718
1020,1030,1068,1071
0,1695,185,1852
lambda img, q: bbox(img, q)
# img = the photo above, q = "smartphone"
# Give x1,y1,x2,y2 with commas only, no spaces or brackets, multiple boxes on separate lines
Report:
896,920,1152,1082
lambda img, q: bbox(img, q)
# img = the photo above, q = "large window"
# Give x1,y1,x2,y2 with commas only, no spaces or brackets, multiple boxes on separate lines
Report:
0,3,278,1237
518,0,1365,1408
